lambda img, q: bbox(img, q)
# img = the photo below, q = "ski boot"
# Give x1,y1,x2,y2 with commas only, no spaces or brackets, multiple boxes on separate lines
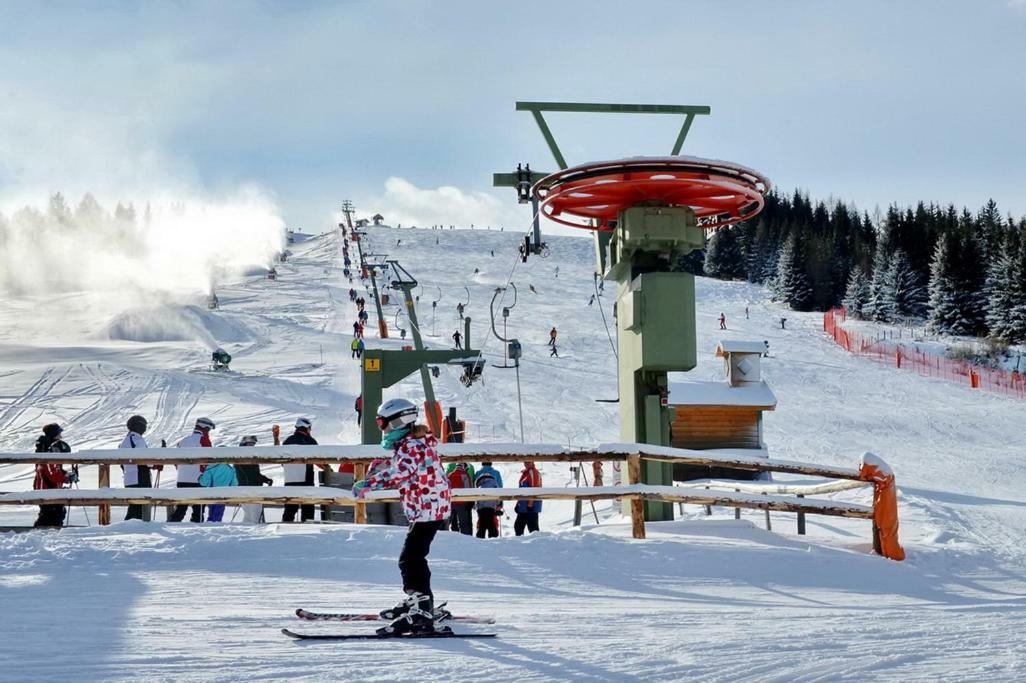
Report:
432,601,453,623
376,593,436,636
379,592,421,620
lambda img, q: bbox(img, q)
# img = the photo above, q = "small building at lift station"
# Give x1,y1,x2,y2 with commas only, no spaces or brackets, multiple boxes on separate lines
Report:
668,340,776,481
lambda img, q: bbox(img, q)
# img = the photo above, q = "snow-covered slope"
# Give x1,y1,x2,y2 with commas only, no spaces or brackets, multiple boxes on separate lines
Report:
2,225,1025,681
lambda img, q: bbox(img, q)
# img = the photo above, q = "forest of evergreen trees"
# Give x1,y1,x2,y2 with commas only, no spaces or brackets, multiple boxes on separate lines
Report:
700,191,1026,344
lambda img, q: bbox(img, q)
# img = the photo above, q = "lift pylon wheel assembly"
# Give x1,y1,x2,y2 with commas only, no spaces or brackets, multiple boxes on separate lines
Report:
533,156,770,231
515,101,771,521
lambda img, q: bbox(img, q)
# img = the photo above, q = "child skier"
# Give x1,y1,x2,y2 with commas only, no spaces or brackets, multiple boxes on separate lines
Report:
198,460,238,522
474,462,504,538
354,398,451,635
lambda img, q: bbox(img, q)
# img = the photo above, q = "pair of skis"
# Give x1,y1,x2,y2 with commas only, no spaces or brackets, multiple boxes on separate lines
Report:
282,608,496,641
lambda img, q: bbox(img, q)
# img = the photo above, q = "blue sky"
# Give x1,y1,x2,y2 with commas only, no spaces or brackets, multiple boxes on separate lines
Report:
1,1,1025,234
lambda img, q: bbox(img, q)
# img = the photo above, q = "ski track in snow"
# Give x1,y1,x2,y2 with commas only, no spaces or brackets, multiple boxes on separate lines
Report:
1,226,1025,681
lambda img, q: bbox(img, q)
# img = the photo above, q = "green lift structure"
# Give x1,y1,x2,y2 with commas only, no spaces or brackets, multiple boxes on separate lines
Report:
359,256,481,445
500,101,770,521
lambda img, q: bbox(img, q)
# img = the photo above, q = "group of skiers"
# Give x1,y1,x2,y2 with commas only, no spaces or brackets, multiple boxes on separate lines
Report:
445,460,542,538
29,415,323,526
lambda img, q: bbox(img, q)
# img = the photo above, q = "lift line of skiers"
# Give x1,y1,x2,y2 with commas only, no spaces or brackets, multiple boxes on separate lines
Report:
28,410,544,538
32,399,537,635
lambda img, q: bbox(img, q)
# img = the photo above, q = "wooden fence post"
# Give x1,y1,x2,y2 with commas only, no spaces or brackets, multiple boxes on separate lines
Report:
354,463,366,524
98,464,111,526
627,455,646,540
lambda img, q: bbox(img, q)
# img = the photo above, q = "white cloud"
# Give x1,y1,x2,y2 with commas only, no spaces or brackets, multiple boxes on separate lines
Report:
364,177,524,231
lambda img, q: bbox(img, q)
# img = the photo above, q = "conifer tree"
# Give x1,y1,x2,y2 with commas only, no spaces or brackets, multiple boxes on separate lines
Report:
888,249,926,319
703,226,745,279
866,243,894,322
841,266,870,318
774,234,813,310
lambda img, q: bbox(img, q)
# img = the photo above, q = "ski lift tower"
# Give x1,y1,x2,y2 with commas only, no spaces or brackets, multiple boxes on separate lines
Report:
516,101,771,521
359,259,481,444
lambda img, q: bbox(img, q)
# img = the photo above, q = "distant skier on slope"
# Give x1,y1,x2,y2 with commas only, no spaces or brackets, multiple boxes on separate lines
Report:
353,398,452,635
452,330,462,349
719,313,727,330
548,326,557,346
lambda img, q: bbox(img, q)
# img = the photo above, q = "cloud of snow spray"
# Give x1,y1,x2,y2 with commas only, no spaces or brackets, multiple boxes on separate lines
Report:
0,188,284,345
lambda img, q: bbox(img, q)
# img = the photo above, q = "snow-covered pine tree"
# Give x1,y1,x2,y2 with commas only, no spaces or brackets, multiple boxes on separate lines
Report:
928,232,985,335
928,234,959,333
774,234,813,310
703,226,745,279
866,243,894,322
888,249,926,319
984,244,1015,340
841,266,870,318
1005,233,1026,343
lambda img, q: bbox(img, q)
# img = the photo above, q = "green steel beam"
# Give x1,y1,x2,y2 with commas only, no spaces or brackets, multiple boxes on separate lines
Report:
670,113,697,155
514,101,712,168
492,171,549,187
530,109,568,170
516,102,710,115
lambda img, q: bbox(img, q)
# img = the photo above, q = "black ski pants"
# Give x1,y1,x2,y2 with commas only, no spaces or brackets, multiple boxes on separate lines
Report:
449,503,472,535
169,482,204,523
399,520,445,597
514,511,539,536
34,503,66,528
125,467,153,521
283,469,315,522
476,507,499,538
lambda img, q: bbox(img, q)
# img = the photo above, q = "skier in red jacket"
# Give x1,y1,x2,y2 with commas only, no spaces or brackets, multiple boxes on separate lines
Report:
33,423,74,527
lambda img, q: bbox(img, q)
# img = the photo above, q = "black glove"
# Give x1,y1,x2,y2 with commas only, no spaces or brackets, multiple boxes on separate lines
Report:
261,475,274,486
65,469,79,484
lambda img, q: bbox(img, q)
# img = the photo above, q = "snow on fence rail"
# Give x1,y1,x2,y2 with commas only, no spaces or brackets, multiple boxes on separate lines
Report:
824,308,1026,400
0,443,904,560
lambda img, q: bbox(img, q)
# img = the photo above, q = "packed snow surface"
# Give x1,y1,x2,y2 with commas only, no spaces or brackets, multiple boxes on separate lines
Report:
1,225,1026,681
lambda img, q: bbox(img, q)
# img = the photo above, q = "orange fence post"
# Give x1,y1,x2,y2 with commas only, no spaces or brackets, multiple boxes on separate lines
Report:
858,453,905,561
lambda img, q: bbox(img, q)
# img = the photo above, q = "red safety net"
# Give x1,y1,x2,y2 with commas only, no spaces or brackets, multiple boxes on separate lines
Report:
823,308,1026,401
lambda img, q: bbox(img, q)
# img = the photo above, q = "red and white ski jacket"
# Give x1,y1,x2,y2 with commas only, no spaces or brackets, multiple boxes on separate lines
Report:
33,464,66,490
366,426,451,523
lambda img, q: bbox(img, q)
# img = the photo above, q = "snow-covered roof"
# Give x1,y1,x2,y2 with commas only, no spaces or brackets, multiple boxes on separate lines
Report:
667,380,777,409
716,340,768,356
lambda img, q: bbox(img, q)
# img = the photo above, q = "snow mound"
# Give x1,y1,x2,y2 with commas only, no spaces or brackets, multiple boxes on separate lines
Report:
98,304,254,348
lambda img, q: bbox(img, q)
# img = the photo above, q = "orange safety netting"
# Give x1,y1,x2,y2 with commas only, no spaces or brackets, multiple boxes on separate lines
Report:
824,308,1026,401
858,455,906,561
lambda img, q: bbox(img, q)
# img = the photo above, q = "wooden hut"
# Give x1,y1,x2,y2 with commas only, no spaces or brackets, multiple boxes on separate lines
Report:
667,340,775,481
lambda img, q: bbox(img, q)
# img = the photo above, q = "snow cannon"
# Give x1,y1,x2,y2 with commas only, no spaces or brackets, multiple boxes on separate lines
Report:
211,347,232,371
511,101,771,521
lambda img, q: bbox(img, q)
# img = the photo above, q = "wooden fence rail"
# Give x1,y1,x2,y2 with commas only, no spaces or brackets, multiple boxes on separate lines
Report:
0,443,896,556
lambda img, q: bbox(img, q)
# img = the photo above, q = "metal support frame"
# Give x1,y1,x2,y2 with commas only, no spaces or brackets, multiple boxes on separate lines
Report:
359,259,480,444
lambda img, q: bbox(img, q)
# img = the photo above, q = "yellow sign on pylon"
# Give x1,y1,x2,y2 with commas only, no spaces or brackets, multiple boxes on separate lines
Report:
364,358,380,372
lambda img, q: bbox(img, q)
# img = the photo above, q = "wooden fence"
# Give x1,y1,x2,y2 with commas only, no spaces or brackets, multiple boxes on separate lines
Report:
0,443,898,557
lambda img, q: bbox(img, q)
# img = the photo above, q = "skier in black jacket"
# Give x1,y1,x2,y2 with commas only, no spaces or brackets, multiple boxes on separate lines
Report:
282,418,326,522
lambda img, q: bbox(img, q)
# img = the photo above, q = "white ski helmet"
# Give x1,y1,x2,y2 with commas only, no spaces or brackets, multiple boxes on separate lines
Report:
375,397,418,432
295,417,312,430
195,417,216,431
239,435,258,446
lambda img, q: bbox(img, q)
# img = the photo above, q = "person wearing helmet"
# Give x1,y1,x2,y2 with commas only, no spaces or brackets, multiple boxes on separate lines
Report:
236,435,273,523
33,423,73,528
120,415,161,522
282,417,327,523
354,397,452,636
169,417,215,523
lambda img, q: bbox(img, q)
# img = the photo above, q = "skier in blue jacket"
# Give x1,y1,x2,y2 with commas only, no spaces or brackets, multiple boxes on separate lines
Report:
474,462,504,538
199,462,238,522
